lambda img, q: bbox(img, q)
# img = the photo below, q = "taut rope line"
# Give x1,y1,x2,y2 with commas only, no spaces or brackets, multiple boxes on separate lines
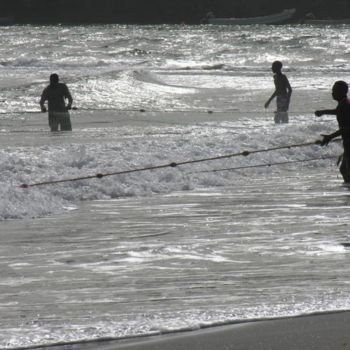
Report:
19,140,323,189
1,107,323,115
196,155,337,174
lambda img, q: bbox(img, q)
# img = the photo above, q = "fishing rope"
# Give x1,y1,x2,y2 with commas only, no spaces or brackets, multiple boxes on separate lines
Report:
0,107,321,115
73,107,317,115
195,155,337,174
1,110,334,135
19,140,323,189
1,106,334,133
0,108,213,115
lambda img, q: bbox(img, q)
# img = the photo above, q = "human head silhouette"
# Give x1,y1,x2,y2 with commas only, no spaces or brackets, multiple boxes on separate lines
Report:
271,61,282,74
50,73,59,86
332,80,348,101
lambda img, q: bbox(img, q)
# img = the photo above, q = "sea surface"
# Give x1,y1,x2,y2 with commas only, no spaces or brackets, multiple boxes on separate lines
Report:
1,24,350,349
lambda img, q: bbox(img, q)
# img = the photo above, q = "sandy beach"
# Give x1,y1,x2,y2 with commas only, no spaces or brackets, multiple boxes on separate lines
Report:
21,311,348,350
88,311,350,350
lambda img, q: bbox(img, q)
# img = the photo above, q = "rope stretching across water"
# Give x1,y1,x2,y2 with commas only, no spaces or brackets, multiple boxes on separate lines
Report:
19,140,327,189
196,155,337,174
1,107,319,115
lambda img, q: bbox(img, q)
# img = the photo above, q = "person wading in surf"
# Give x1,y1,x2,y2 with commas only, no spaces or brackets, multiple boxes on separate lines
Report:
315,80,350,183
40,73,73,131
264,61,292,124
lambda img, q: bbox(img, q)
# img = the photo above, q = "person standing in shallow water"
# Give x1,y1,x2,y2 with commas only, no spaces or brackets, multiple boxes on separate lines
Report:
264,61,292,124
315,80,350,183
40,73,73,132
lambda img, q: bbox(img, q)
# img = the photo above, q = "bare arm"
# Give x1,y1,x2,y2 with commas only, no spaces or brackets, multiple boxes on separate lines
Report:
286,78,292,98
264,91,276,108
40,89,47,112
315,109,337,117
64,85,73,110
328,129,342,139
320,129,341,146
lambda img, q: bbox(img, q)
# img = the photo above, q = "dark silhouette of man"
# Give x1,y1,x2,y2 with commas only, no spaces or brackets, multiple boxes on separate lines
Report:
265,61,292,124
315,80,350,183
40,73,73,131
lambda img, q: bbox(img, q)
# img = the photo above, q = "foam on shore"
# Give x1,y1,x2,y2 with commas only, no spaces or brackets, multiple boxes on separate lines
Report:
95,311,350,350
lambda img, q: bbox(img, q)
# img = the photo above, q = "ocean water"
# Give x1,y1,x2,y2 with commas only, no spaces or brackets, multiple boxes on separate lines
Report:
1,24,350,348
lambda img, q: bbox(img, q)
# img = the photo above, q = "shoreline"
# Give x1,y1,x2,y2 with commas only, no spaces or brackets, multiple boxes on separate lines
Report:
81,310,350,350
8,310,350,350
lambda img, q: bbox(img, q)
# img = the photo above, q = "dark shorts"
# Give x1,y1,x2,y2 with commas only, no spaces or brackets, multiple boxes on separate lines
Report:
276,95,290,112
48,112,72,131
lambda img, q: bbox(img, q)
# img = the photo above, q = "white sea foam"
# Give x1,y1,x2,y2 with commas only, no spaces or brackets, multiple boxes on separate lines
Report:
0,116,339,221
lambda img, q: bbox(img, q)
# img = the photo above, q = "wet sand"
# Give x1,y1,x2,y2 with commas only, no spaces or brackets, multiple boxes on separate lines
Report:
94,311,350,350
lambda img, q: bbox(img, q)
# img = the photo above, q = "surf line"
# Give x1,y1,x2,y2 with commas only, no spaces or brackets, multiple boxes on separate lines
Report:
18,140,330,189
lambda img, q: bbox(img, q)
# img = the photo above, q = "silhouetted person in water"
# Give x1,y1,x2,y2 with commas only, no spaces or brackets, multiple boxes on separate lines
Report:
40,73,73,131
315,80,350,183
264,61,292,124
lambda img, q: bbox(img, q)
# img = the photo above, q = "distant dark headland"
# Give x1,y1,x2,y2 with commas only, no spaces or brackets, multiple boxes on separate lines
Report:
1,0,350,24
